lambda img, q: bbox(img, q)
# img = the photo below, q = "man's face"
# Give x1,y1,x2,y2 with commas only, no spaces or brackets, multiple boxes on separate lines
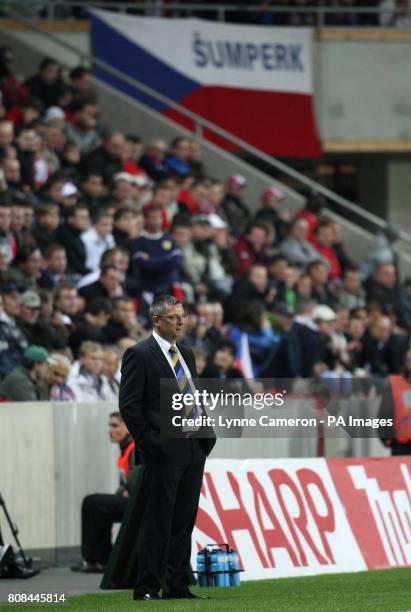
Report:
34,361,50,382
153,303,186,343
113,180,133,202
315,226,333,247
22,250,42,278
11,206,25,232
172,226,192,247
115,212,135,233
371,316,391,343
102,351,120,379
43,209,60,230
3,158,21,183
191,185,209,209
0,122,14,148
48,249,67,274
3,291,20,317
101,268,121,293
292,219,309,241
148,140,166,161
73,72,92,92
152,187,171,208
108,417,129,443
96,217,113,238
209,184,223,207
20,304,40,324
56,289,79,316
83,175,103,198
310,263,328,284
114,299,134,324
40,62,59,84
0,206,11,232
214,348,234,372
82,350,103,375
343,271,360,293
49,363,68,386
144,211,163,234
106,134,126,159
248,266,268,293
173,139,190,161
376,264,396,289
247,227,267,252
23,206,34,230
70,209,89,232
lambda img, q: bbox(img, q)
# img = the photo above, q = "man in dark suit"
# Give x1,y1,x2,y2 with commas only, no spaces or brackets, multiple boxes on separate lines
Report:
119,295,215,601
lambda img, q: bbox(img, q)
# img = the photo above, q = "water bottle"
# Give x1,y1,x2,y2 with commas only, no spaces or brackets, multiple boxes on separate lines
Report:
210,549,224,587
196,550,207,587
228,549,241,586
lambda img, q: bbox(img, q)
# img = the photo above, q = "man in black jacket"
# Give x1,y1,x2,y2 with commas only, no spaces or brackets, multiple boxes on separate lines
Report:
119,295,215,601
54,203,90,277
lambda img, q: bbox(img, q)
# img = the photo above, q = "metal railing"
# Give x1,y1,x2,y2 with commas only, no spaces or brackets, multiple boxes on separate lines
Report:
3,10,411,245
3,1,411,28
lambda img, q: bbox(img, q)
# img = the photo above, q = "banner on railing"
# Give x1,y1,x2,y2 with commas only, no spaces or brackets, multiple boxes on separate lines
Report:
192,457,411,579
89,10,321,157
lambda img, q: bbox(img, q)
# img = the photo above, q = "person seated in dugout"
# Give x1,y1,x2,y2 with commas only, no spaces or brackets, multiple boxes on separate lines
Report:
71,412,140,573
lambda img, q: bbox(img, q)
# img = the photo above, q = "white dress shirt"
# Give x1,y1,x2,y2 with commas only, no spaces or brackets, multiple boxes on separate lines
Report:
152,331,193,385
81,227,116,273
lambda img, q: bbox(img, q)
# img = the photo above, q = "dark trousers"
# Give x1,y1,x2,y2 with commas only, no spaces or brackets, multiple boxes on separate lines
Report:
134,438,206,596
81,493,129,564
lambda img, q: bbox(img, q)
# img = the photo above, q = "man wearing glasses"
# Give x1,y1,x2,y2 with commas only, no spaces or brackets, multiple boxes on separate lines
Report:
119,295,215,601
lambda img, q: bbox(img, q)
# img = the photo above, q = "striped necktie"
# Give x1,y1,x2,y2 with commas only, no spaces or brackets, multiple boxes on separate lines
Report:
169,345,198,419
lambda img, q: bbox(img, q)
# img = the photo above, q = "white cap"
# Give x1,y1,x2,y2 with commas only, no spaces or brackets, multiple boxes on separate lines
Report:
208,214,227,229
113,172,134,184
61,182,78,198
44,106,65,123
313,305,336,322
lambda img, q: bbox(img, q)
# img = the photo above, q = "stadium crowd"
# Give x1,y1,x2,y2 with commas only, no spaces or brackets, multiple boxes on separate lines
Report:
0,47,410,402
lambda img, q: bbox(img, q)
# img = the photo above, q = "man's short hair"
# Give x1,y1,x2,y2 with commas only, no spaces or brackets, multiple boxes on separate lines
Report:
69,66,91,81
109,411,124,421
40,57,58,71
79,341,103,357
36,202,59,218
149,295,182,318
45,243,66,259
87,297,112,316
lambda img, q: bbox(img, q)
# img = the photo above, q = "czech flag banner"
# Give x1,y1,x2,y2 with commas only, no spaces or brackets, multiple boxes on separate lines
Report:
90,9,321,158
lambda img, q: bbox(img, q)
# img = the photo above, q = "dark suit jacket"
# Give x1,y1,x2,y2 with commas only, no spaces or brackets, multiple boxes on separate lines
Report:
119,334,216,460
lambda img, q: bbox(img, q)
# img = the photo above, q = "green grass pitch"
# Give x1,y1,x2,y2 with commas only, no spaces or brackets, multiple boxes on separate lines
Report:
2,568,411,611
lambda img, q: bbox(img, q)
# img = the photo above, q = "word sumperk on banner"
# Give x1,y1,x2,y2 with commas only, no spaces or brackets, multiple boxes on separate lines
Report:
90,10,321,158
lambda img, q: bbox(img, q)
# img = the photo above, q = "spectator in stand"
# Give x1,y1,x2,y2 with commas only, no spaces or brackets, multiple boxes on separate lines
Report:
0,345,50,401
82,131,126,185
32,203,60,254
54,203,90,277
359,315,402,375
360,226,399,281
220,174,251,235
279,217,320,266
69,297,112,357
2,157,23,192
225,263,274,324
101,345,121,396
113,208,142,249
365,262,397,310
60,141,81,181
6,246,42,291
255,185,289,240
0,46,28,111
65,98,100,155
310,221,341,279
345,316,366,373
48,353,76,401
187,139,205,178
81,211,115,274
228,300,278,377
79,173,108,219
24,58,65,109
129,205,182,297
10,196,36,251
6,95,42,131
77,246,135,295
68,66,97,104
53,283,81,327
207,180,224,215
15,290,42,344
0,120,15,161
43,105,66,130
0,197,16,264
307,260,335,306
329,220,353,274
67,341,116,402
171,216,205,302
334,266,366,310
139,138,168,182
0,283,28,378
38,244,67,290
104,296,144,344
123,134,145,177
202,340,244,379
79,265,125,305
163,136,191,178
296,193,325,240
177,178,209,216
233,221,270,274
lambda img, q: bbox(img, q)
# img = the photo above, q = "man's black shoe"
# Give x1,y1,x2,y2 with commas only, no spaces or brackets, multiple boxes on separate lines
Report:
70,560,105,574
133,593,160,601
163,590,209,599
